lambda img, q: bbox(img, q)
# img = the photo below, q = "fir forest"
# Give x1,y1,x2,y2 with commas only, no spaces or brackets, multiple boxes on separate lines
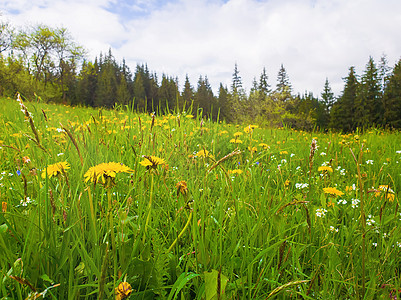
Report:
1,22,401,299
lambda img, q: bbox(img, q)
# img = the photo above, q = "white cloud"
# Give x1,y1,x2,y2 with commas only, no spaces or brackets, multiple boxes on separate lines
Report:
2,0,401,96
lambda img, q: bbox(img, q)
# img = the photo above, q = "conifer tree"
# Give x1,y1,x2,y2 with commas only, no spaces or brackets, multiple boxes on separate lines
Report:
181,74,194,111
217,83,230,121
258,67,271,100
231,63,243,95
275,64,291,94
330,66,358,131
194,75,215,117
355,56,382,127
383,59,401,127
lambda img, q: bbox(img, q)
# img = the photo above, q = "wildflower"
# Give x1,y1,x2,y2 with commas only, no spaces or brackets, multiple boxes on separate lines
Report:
42,161,70,179
377,185,395,202
176,181,188,196
329,226,339,232
195,150,214,159
115,281,133,300
233,132,243,137
366,160,374,165
248,146,257,153
2,201,6,212
320,152,327,156
295,183,309,189
228,169,243,175
351,198,360,208
337,199,347,205
323,187,344,197
366,215,376,226
185,114,193,119
230,139,243,144
346,184,356,192
280,151,288,155
318,166,333,173
84,162,132,186
259,143,269,150
22,156,31,164
284,179,290,186
139,156,166,170
315,208,327,217
244,125,258,133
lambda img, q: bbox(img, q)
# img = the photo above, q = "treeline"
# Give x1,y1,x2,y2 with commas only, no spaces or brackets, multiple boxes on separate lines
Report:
1,22,401,131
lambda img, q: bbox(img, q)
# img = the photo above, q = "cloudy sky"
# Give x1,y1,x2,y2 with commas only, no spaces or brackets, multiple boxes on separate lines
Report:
2,0,401,96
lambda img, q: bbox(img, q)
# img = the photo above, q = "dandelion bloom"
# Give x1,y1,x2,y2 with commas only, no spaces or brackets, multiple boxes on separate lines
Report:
318,166,333,173
244,124,258,133
280,151,288,155
42,161,70,179
229,139,243,144
376,185,395,202
139,155,166,170
84,162,132,184
176,181,188,196
115,282,133,300
259,143,269,150
323,187,344,197
248,146,257,153
228,169,243,175
233,132,243,137
195,150,214,159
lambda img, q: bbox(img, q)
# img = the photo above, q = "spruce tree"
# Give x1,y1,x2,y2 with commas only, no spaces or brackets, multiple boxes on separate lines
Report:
258,67,271,101
355,56,382,127
181,74,194,111
383,59,401,127
329,66,358,132
276,64,291,94
231,63,243,95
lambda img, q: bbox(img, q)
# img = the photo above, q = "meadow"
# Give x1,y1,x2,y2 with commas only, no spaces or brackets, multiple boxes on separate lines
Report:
0,94,400,299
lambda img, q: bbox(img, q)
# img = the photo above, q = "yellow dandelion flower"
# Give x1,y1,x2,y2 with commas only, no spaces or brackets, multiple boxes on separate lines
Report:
244,125,258,133
377,185,395,202
248,146,257,153
218,130,228,136
228,169,243,175
185,114,193,118
115,282,133,300
42,161,70,179
284,179,290,186
318,166,333,173
139,156,166,170
259,143,269,150
176,181,188,196
84,162,133,185
195,150,214,159
233,132,243,137
230,138,243,144
280,151,288,155
323,187,344,197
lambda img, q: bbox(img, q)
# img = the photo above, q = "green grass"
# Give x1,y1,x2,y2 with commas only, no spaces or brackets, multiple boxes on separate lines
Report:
0,95,400,299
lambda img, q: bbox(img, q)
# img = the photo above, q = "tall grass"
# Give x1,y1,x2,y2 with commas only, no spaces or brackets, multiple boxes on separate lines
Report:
0,95,400,299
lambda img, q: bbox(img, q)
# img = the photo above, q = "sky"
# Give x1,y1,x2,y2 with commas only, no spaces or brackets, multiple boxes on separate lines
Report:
2,0,401,97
